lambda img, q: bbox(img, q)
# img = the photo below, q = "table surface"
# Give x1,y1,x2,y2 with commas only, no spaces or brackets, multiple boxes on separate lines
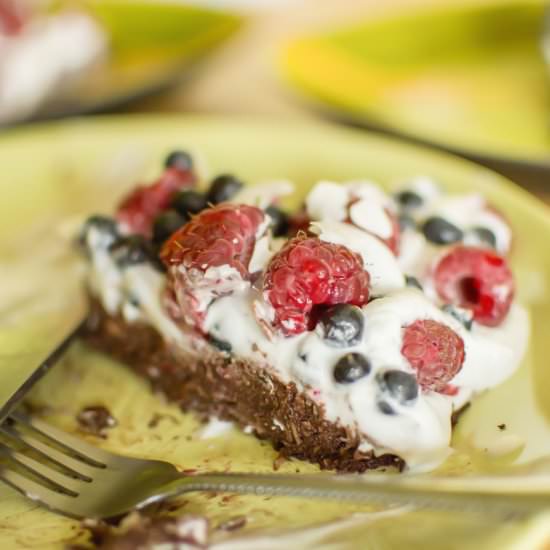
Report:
125,0,550,205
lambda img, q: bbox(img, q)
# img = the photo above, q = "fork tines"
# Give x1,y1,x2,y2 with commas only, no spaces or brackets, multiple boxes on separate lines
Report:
0,412,105,507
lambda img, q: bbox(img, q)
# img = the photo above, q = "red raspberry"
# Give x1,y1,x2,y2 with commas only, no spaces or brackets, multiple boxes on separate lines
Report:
401,320,465,392
263,235,370,335
434,246,514,327
160,203,264,276
116,167,195,237
160,203,265,330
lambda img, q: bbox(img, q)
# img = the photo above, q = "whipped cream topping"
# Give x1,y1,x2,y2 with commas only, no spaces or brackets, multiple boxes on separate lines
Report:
83,178,529,471
85,227,189,347
306,180,395,241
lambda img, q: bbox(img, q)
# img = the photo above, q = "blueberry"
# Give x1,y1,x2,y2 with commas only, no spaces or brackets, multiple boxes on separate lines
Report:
266,205,290,237
208,334,232,353
319,305,364,348
379,370,419,405
171,190,207,216
377,401,396,415
110,235,159,268
398,214,416,231
152,210,188,245
405,275,423,291
333,353,371,384
206,174,244,204
442,304,473,331
79,215,119,249
422,216,463,245
470,226,497,249
164,150,193,171
396,190,423,210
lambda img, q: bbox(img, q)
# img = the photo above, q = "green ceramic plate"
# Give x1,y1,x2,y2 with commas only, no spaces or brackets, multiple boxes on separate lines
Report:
12,0,241,123
281,0,550,170
1,115,550,548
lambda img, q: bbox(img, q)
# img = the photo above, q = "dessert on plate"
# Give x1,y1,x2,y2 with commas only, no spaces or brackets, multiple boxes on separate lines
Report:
80,150,528,472
0,0,106,123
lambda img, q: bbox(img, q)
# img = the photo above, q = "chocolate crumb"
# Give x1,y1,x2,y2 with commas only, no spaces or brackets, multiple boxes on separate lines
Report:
273,454,287,471
77,406,117,438
498,423,506,431
217,515,247,532
81,513,209,549
147,412,180,429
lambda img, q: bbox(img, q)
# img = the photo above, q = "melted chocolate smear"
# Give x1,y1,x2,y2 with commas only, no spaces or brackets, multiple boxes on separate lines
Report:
77,406,118,438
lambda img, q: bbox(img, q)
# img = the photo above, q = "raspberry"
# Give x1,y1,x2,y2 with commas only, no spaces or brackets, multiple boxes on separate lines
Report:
401,320,465,392
434,246,514,327
263,235,370,335
160,203,265,330
116,167,195,237
160,203,264,276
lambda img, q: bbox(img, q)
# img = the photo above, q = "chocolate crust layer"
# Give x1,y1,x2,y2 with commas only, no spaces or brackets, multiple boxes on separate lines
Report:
84,300,404,473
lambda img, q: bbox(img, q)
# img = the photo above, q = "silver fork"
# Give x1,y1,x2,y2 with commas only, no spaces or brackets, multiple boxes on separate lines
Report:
1,411,549,520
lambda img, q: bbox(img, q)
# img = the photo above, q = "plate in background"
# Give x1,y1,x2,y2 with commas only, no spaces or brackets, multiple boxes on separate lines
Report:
5,0,242,124
281,0,550,171
0,115,550,548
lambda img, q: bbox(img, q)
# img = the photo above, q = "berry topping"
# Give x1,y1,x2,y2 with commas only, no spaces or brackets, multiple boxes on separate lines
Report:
396,190,423,210
160,203,264,278
398,213,416,231
377,401,395,415
422,216,463,245
80,215,119,249
263,236,370,335
401,319,465,392
265,205,290,237
208,334,232,354
333,353,371,384
206,174,244,204
164,150,193,172
171,190,208,217
110,235,160,269
405,275,423,291
470,226,497,249
116,167,195,237
434,246,514,326
378,370,419,404
161,204,265,329
318,304,364,348
152,210,188,246
442,304,473,331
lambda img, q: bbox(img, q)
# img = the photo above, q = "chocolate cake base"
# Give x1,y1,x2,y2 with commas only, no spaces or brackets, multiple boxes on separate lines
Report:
83,300,404,473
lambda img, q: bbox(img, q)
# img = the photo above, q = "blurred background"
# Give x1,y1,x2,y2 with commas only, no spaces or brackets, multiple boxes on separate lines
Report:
1,0,549,201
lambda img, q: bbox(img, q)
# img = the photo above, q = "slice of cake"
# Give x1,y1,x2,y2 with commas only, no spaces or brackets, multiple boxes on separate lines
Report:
80,150,528,472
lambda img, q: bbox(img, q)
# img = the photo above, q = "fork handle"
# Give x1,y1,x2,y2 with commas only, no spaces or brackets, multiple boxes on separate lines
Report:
158,472,550,517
